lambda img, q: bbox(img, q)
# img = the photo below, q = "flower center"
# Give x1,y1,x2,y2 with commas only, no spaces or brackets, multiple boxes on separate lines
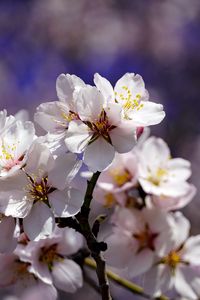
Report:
115,86,144,119
104,193,116,208
160,250,181,273
87,110,116,144
0,141,24,171
133,224,158,252
148,167,168,186
39,244,63,271
25,175,55,203
110,168,131,186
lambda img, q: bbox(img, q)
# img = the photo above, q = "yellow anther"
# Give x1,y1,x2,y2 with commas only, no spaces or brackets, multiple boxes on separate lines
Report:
110,169,131,186
104,193,116,208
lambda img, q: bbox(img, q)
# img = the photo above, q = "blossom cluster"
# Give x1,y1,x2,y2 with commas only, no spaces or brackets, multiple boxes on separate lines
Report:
0,72,199,299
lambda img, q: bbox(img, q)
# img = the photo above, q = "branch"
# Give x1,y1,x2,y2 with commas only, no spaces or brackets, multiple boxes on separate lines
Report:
75,171,112,300
85,258,169,300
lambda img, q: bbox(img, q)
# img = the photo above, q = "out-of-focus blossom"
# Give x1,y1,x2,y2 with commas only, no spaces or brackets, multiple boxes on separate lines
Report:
143,212,200,300
104,207,174,277
19,228,83,294
138,137,193,198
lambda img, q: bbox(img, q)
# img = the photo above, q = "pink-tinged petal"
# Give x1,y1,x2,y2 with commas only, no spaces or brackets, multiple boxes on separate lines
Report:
65,120,91,153
94,73,115,103
48,153,82,190
143,264,173,296
110,125,136,153
128,101,165,127
56,73,85,105
34,101,69,133
182,236,200,265
52,259,83,293
75,86,103,122
174,267,197,300
104,233,134,268
0,216,17,253
0,191,32,218
56,228,83,256
152,184,196,211
49,188,83,217
83,137,115,171
23,202,55,241
128,249,154,277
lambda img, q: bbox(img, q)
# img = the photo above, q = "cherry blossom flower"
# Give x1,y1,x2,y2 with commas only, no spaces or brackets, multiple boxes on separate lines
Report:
104,207,173,277
19,228,83,294
137,137,193,198
0,252,57,299
65,85,136,171
94,73,165,126
0,142,83,240
143,212,200,300
0,120,35,177
34,73,85,136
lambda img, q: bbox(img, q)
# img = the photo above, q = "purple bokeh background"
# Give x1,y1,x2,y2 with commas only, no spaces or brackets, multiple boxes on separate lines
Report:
0,1,200,299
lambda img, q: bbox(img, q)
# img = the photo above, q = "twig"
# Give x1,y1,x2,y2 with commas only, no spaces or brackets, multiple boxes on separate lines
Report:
75,171,112,300
85,258,169,300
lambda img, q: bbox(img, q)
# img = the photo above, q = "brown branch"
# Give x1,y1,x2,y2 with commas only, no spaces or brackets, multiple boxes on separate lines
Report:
75,171,112,300
85,258,169,300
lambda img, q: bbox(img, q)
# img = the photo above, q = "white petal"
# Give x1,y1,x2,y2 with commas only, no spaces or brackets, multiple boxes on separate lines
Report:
114,73,148,102
49,188,83,217
171,212,190,249
34,101,69,133
75,86,103,122
94,73,114,103
128,249,154,277
104,233,134,268
48,153,82,190
110,124,136,153
52,259,83,293
65,120,91,153
143,264,173,296
56,73,85,105
25,142,55,177
83,137,115,171
183,235,200,265
128,101,165,127
56,228,83,256
0,191,32,218
23,202,55,240
167,158,191,181
175,267,197,300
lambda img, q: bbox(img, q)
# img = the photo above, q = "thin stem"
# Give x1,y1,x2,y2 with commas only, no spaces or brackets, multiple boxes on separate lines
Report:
76,171,112,300
85,258,169,300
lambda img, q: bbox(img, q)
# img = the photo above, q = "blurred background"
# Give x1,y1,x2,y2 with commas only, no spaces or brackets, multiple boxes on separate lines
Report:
0,0,200,298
